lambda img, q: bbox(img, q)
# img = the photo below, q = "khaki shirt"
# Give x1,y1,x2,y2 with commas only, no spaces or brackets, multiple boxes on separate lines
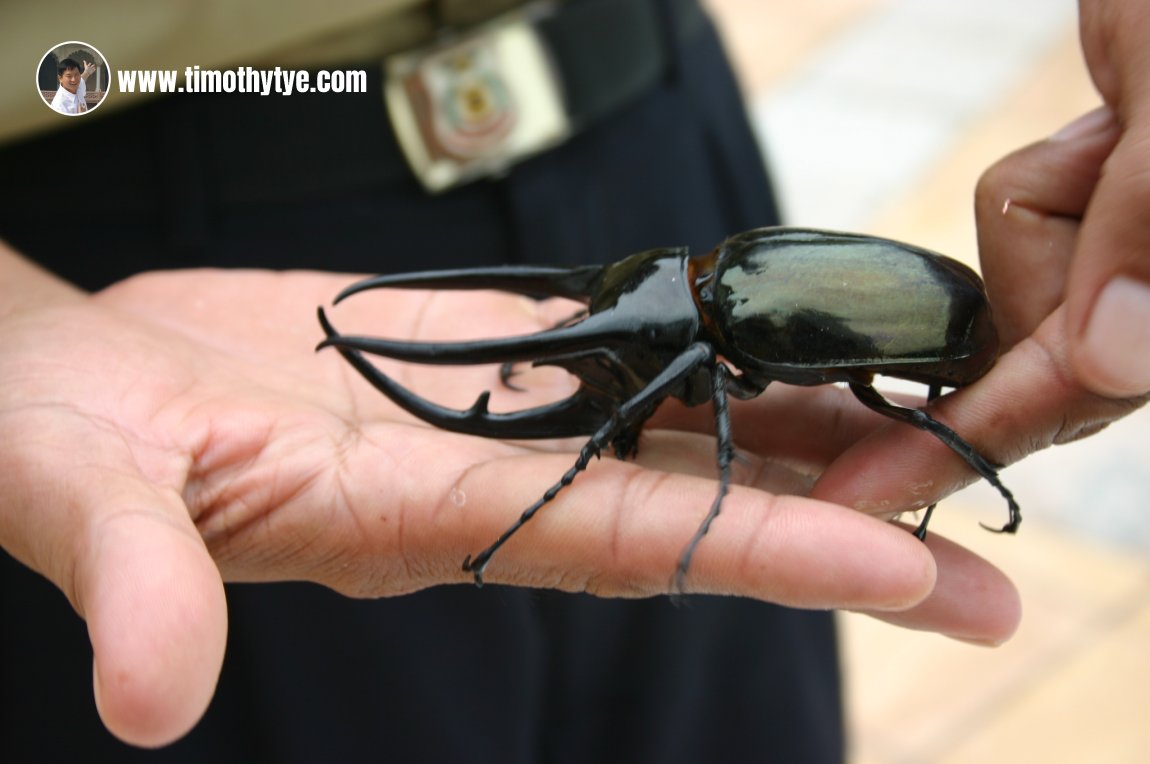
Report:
1,0,527,145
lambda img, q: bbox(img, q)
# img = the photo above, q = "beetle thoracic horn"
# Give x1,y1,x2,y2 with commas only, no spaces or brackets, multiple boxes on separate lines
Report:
334,264,604,304
317,307,611,438
316,307,622,366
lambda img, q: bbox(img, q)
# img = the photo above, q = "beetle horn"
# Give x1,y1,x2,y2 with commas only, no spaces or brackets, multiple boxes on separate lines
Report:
317,308,611,438
334,264,604,304
316,307,620,366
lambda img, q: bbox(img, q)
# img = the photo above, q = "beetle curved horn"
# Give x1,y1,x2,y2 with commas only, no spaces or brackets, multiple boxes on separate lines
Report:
317,308,610,438
334,264,604,304
316,307,620,366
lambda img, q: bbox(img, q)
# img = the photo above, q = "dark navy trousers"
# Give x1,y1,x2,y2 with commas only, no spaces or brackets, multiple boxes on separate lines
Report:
0,3,844,761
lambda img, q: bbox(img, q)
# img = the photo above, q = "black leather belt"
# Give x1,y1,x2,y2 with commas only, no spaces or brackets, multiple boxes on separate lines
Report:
540,0,703,131
209,0,708,202
386,0,709,191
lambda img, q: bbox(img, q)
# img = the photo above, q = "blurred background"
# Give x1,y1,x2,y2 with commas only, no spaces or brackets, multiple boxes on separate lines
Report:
705,0,1150,761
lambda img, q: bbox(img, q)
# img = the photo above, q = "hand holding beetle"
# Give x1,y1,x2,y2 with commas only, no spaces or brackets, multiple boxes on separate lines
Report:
1065,0,1150,398
970,0,1150,399
0,244,1021,747
883,2,1150,447
805,0,1150,630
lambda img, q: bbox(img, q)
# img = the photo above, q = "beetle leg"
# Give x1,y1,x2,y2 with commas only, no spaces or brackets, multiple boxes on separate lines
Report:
724,369,767,401
498,362,525,391
910,504,937,541
672,362,735,594
462,342,719,586
847,381,1021,536
911,385,943,540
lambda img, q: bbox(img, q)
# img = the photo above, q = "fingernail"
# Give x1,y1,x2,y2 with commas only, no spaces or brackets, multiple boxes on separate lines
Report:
1050,105,1116,141
945,632,1008,648
1080,276,1150,396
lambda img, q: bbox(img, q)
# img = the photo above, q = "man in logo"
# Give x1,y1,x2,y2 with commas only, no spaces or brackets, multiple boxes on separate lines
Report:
50,58,96,115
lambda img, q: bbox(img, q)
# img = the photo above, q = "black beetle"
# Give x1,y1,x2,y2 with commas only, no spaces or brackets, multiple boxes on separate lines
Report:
317,227,1020,589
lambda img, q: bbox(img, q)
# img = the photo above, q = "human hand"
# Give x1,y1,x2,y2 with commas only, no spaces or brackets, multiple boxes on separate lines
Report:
788,0,1150,641
0,255,1021,746
82,60,96,78
1062,0,1150,397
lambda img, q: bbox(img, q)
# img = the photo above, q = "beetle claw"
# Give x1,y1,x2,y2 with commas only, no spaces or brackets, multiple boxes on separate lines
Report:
499,362,526,391
980,513,1021,535
912,504,936,541
461,555,487,587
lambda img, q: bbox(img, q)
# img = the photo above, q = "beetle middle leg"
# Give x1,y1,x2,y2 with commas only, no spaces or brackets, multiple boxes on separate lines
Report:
672,363,738,593
847,380,1021,537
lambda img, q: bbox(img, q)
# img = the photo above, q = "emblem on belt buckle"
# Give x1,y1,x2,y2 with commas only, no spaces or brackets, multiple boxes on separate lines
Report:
385,10,570,193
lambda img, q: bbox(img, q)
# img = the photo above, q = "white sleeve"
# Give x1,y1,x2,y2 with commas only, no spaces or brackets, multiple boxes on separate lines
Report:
49,88,70,114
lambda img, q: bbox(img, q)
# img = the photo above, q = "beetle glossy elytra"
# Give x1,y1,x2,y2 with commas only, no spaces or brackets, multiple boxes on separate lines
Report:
700,229,999,385
318,227,1020,589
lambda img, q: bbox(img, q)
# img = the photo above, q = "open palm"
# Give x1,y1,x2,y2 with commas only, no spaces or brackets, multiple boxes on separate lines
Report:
0,267,1016,746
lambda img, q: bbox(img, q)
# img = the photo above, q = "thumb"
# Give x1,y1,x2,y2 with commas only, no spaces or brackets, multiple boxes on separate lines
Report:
1,443,228,748
1066,118,1150,397
975,105,1120,348
80,489,227,747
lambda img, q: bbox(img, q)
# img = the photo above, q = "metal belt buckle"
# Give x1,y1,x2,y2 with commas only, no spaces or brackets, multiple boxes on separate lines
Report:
385,7,570,193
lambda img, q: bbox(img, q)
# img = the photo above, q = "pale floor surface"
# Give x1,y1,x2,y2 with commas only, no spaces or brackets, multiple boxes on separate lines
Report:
707,1,1150,761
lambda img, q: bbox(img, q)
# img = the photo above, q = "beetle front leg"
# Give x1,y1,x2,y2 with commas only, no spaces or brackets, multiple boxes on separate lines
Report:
463,435,607,585
463,343,719,586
